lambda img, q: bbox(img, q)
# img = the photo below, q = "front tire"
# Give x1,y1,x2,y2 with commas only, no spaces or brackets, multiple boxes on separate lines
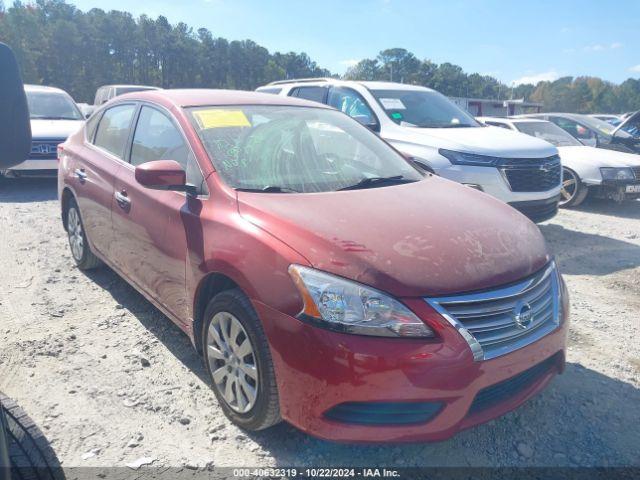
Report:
560,167,588,208
66,198,101,270
202,289,281,431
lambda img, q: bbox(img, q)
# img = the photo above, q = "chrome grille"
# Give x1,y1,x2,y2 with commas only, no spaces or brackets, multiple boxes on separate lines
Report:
426,262,560,361
632,166,640,180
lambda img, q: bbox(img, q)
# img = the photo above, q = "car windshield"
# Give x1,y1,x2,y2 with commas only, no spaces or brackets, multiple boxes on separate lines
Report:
574,114,618,136
26,91,83,120
188,105,423,193
515,121,582,147
370,89,480,128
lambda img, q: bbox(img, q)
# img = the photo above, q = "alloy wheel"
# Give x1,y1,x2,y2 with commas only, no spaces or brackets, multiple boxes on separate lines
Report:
560,168,578,206
67,207,84,261
206,312,258,413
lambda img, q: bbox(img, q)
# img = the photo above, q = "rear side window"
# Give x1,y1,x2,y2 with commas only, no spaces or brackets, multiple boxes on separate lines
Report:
290,86,327,104
130,106,206,194
84,111,102,142
93,88,104,105
93,104,136,159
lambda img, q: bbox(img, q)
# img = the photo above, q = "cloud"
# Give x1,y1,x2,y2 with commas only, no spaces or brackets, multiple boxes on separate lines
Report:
629,65,640,73
584,44,606,52
340,59,360,68
511,71,559,86
583,42,623,52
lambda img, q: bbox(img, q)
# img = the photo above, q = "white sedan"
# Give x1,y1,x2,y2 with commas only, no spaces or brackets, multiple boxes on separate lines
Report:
478,117,640,207
2,85,84,177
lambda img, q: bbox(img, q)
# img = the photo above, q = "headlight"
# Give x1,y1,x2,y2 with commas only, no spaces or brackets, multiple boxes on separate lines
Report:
600,167,634,181
439,149,499,167
288,265,435,338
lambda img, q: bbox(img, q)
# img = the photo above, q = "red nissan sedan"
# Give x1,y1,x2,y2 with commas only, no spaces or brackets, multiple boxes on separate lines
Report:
58,89,569,442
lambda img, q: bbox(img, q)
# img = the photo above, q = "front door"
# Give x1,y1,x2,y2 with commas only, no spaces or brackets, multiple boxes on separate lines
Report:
110,105,207,324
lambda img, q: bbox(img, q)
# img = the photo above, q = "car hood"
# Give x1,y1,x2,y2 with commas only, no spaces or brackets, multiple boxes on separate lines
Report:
558,145,640,168
30,119,84,139
389,125,558,158
237,177,550,298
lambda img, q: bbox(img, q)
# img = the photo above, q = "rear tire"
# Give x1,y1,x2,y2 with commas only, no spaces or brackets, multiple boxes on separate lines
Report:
202,289,281,431
66,198,101,270
560,167,588,208
1,392,63,480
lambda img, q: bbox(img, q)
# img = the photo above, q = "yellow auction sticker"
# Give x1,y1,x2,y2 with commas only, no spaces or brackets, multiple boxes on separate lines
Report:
193,109,251,129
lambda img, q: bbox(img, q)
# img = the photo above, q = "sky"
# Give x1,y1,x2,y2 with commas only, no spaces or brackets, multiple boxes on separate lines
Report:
32,0,640,85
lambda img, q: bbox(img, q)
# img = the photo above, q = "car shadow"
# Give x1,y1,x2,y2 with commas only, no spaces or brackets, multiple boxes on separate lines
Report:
81,266,210,385
539,223,640,276
573,197,640,220
0,177,57,203
242,363,640,468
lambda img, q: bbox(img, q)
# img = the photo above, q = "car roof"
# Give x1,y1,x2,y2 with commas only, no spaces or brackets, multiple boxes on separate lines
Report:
24,84,69,94
359,81,435,92
265,78,435,93
116,88,334,109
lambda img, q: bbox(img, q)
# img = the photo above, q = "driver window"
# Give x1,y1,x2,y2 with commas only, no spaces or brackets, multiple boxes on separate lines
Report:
327,88,378,129
131,106,206,193
551,117,593,140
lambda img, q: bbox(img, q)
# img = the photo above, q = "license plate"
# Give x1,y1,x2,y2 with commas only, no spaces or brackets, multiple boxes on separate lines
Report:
625,185,640,193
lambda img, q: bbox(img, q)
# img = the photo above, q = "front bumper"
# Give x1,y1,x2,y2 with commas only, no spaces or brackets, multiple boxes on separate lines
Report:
436,164,561,205
509,195,560,223
255,293,569,443
4,158,58,173
592,179,640,201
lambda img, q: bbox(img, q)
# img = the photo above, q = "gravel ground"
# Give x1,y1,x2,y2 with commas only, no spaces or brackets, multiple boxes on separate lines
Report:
0,177,639,470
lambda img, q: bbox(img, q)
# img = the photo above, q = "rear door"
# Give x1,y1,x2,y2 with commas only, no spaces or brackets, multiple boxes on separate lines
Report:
73,103,137,259
110,104,207,324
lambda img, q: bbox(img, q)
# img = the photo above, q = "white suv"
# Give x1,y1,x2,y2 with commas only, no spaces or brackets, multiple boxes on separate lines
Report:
257,79,561,222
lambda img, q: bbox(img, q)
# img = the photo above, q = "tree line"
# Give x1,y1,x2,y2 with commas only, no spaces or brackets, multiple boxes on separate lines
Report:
345,48,640,114
1,0,639,113
0,0,330,102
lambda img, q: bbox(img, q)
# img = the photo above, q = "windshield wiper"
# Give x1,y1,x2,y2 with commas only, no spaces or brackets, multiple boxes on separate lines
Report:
338,175,415,191
236,186,300,193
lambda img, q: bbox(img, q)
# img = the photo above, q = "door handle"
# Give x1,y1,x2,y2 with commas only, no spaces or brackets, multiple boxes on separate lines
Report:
114,190,131,209
74,168,87,182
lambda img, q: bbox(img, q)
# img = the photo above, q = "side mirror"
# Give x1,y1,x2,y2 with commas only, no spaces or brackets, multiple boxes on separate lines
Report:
0,43,32,169
352,114,379,132
135,160,196,195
